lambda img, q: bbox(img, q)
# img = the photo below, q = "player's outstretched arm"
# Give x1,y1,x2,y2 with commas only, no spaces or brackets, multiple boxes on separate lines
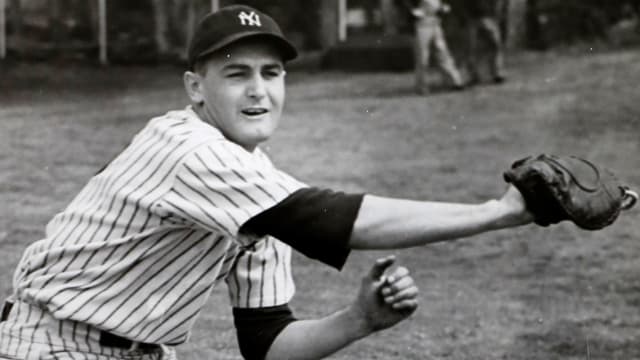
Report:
350,185,533,249
264,256,418,360
241,185,533,267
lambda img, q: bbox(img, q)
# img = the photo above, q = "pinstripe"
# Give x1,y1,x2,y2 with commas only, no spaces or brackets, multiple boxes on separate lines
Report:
1,300,173,359
5,311,14,355
46,232,170,316
5,107,304,355
41,145,133,256
182,161,253,217
256,168,292,195
161,196,221,231
29,194,122,293
0,311,11,352
245,252,253,308
148,279,214,344
44,156,111,251
73,230,199,324
48,229,182,315
9,298,24,355
230,257,242,306
77,137,186,250
36,117,179,282
206,146,280,204
271,239,279,302
71,321,80,353
64,126,180,258
175,173,242,229
1,308,11,352
219,142,248,167
201,147,266,208
118,139,190,236
25,213,90,291
82,318,92,355
95,232,214,331
45,330,54,358
59,321,67,354
283,244,291,296
220,144,290,202
92,126,168,216
235,169,279,203
154,308,199,345
165,189,234,236
0,324,6,353
223,237,293,308
214,253,237,282
44,129,191,298
207,145,274,203
26,312,44,358
259,255,267,307
114,235,222,333
36,215,75,273
133,241,230,340
256,158,302,195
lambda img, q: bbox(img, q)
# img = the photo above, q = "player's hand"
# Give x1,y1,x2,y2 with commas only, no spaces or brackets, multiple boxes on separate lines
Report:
351,255,419,333
495,185,534,227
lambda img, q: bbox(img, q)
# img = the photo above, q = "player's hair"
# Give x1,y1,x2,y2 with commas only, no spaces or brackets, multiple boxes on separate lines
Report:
192,56,211,76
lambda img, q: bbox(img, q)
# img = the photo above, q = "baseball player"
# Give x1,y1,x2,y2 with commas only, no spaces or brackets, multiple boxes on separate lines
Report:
405,0,465,94
465,0,508,84
0,4,531,360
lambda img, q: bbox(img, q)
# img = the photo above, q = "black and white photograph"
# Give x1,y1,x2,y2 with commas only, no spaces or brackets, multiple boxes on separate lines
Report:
0,1,639,359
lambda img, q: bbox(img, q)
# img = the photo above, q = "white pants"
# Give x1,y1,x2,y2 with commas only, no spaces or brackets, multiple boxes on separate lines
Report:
0,300,177,360
414,20,464,92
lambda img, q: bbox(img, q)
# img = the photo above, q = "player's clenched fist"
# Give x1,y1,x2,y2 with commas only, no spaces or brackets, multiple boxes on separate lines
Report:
351,255,419,333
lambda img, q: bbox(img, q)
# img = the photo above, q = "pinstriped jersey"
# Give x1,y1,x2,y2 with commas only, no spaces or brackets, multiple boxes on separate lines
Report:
11,107,305,345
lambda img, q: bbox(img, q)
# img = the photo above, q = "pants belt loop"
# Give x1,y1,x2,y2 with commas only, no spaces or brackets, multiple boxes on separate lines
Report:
129,341,140,351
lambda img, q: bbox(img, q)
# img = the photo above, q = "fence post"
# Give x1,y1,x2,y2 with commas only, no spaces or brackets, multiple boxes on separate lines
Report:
338,0,347,42
0,0,5,59
98,0,107,65
211,0,218,12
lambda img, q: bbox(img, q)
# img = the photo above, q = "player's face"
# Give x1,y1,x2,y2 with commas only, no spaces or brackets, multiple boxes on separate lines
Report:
190,40,286,152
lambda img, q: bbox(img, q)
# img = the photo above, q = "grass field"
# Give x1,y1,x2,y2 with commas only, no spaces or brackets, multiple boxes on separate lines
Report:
1,48,639,359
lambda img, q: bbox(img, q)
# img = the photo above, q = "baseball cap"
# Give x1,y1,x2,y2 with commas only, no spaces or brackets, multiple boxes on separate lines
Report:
187,5,298,69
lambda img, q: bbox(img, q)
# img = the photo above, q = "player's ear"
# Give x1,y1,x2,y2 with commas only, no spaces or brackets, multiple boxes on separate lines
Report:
183,70,205,105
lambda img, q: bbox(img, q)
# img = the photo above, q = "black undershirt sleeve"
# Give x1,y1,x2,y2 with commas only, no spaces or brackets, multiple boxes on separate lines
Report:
239,187,364,270
233,304,297,360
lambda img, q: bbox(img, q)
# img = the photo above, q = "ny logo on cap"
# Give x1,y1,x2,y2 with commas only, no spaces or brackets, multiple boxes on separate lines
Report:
238,11,261,26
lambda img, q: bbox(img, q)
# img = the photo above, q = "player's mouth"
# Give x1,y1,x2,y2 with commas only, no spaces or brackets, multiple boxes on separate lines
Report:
241,107,269,118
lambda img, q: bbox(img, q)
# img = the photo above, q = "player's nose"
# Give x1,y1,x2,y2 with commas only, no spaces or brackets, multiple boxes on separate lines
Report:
245,74,267,99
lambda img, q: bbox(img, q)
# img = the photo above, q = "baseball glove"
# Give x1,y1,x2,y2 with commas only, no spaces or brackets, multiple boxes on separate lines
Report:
503,154,637,230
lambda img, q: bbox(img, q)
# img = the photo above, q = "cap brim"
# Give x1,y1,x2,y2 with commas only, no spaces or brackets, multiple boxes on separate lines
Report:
193,32,298,66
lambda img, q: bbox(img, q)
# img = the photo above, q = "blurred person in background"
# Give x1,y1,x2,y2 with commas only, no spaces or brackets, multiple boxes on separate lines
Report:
465,0,508,85
405,0,466,94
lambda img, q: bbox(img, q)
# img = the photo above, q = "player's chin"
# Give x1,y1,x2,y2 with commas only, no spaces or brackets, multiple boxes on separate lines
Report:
239,128,276,150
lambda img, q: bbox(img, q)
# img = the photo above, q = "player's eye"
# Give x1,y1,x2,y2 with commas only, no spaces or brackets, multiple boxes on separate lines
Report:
263,68,283,79
225,72,246,78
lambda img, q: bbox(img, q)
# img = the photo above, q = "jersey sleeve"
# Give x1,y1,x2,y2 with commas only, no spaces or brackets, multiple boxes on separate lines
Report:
232,303,297,360
226,236,295,308
161,141,306,245
240,188,363,270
